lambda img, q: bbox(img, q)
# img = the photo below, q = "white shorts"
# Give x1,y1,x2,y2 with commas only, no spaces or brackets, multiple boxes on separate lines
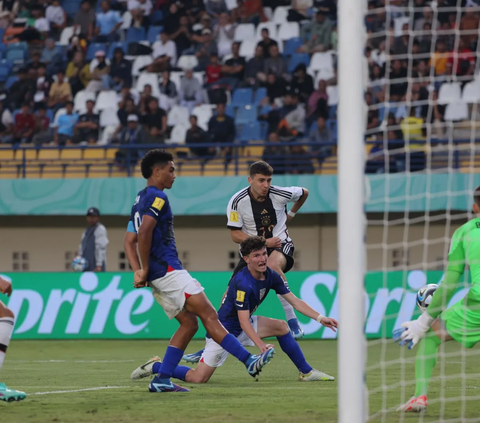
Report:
149,269,204,319
200,316,258,368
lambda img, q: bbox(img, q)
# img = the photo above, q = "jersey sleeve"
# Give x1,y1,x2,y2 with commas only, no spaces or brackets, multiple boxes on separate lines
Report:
271,270,291,296
270,185,304,205
234,281,251,311
446,228,466,274
142,190,168,222
226,193,243,230
127,220,136,234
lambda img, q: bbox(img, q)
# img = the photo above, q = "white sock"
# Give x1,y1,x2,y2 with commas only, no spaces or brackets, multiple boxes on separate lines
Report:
277,294,297,321
0,317,14,373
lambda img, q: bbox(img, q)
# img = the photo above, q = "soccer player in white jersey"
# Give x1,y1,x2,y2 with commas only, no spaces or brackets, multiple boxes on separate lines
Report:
0,276,26,401
182,161,309,363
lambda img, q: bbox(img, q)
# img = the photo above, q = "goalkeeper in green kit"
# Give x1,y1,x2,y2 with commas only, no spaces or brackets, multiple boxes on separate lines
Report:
394,186,480,412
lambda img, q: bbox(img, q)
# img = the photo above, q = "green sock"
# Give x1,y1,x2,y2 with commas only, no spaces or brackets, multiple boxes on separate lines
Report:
414,330,442,397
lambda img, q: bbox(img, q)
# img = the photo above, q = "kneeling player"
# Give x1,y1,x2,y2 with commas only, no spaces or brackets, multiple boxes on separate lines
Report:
131,236,337,383
0,276,26,401
394,186,480,412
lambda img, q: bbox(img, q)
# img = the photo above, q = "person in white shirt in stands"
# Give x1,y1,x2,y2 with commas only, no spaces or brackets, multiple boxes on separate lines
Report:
213,12,234,58
149,31,177,72
179,69,203,113
127,0,152,28
45,0,66,40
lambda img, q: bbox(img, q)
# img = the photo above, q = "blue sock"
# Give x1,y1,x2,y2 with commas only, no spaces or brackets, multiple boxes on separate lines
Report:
220,334,251,363
172,365,190,381
158,346,184,379
152,362,161,374
277,332,312,374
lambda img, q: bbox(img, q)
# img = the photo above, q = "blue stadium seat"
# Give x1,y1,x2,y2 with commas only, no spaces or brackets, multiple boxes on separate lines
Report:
259,104,271,116
329,104,337,119
6,49,25,63
107,42,127,59
126,27,147,43
231,88,253,107
283,37,303,56
239,122,262,142
288,53,310,72
253,87,267,105
151,10,164,24
225,104,235,118
327,119,337,138
236,105,257,124
63,0,80,18
0,62,11,82
147,26,163,43
87,43,107,60
4,75,17,89
260,122,268,139
46,108,54,123
7,41,27,51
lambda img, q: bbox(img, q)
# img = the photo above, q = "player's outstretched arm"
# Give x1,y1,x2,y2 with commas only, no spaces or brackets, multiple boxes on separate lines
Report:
287,188,309,223
0,277,12,297
124,231,141,273
237,310,273,353
135,215,156,287
281,292,337,332
230,229,249,245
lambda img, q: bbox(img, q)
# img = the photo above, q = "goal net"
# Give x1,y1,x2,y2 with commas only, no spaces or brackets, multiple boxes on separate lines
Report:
359,0,480,421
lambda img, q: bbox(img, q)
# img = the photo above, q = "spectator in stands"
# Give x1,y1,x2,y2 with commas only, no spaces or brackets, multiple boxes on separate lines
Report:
41,38,63,75
262,72,285,106
54,101,79,145
205,0,227,20
105,47,132,91
32,106,51,145
392,23,410,57
27,52,44,77
169,15,193,56
291,63,314,104
115,114,146,167
257,28,277,59
388,59,408,101
65,51,91,96
128,0,153,28
45,0,66,40
244,45,264,87
138,84,156,115
13,103,36,143
446,38,476,78
194,28,218,71
142,98,167,137
78,207,109,272
276,92,306,141
262,132,287,174
299,11,333,53
48,70,72,109
6,69,35,110
213,12,234,58
163,2,182,35
116,97,138,138
0,102,14,144
429,40,449,77
460,7,479,49
145,126,165,145
366,92,379,130
369,63,385,102
179,69,203,113
416,22,433,54
309,116,333,161
307,79,329,117
400,106,425,141
86,51,110,93
74,100,99,144
33,64,52,109
95,0,122,42
118,86,138,108
186,114,213,158
205,52,221,85
260,44,287,82
159,70,178,110
208,103,235,154
74,0,96,40
217,42,245,90
66,35,87,62
14,5,49,42
414,6,439,32
151,31,177,72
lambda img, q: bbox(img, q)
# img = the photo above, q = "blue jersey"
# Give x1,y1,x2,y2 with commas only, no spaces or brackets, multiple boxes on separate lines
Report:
217,266,290,337
128,186,183,281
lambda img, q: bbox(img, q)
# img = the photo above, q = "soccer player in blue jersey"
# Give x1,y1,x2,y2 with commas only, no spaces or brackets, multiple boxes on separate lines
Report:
131,236,337,383
124,149,276,393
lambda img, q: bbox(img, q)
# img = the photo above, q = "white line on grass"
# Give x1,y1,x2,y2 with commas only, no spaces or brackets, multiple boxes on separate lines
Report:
32,386,131,395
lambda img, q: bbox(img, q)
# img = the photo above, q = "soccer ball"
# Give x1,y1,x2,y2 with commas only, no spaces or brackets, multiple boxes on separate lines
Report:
416,284,438,313
71,256,88,272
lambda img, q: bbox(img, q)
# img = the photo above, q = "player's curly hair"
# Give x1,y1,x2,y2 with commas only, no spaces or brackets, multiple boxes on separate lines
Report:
249,161,273,178
141,149,174,179
240,236,267,257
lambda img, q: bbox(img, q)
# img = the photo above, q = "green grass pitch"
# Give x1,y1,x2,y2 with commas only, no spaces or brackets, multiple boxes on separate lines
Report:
1,339,480,422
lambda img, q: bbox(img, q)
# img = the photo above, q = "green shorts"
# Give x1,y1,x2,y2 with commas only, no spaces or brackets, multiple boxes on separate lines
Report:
441,293,480,349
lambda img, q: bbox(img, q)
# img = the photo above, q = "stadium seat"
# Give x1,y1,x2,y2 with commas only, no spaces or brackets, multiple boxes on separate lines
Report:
4,75,17,89
444,102,469,121
239,40,256,61
177,55,198,70
0,61,11,82
132,55,153,77
169,71,184,90
60,148,82,160
394,16,410,37
461,80,480,103
136,73,161,97
310,51,335,72
236,105,257,124
231,88,253,107
225,0,237,10
234,24,255,42
255,22,277,41
63,0,80,17
225,104,235,118
126,27,147,43
438,82,462,105
100,109,120,127
147,26,163,43
151,10,164,24
53,108,66,126
283,37,303,56
168,124,189,144
193,71,204,85
272,6,289,24
191,105,214,129
107,42,127,59
121,11,132,30
99,126,116,145
83,148,105,160
74,90,97,114
87,43,107,61
288,53,310,72
278,22,300,40
327,86,339,106
0,148,14,160
253,87,267,105
6,48,25,63
38,149,60,160
59,26,79,46
239,121,262,142
95,91,118,112
168,105,190,127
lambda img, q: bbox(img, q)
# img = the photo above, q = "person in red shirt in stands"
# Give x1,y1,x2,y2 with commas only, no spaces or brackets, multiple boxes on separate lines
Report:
446,38,476,78
206,52,221,86
14,103,36,144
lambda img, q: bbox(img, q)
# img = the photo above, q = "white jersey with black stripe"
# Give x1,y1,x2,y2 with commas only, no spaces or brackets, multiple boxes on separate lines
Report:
226,185,304,244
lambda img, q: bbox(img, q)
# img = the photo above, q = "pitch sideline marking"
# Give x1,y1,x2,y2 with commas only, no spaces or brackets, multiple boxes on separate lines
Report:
32,386,131,395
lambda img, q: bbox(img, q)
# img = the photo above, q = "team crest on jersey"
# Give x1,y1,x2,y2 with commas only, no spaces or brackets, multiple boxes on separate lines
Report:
259,288,266,300
261,215,271,226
